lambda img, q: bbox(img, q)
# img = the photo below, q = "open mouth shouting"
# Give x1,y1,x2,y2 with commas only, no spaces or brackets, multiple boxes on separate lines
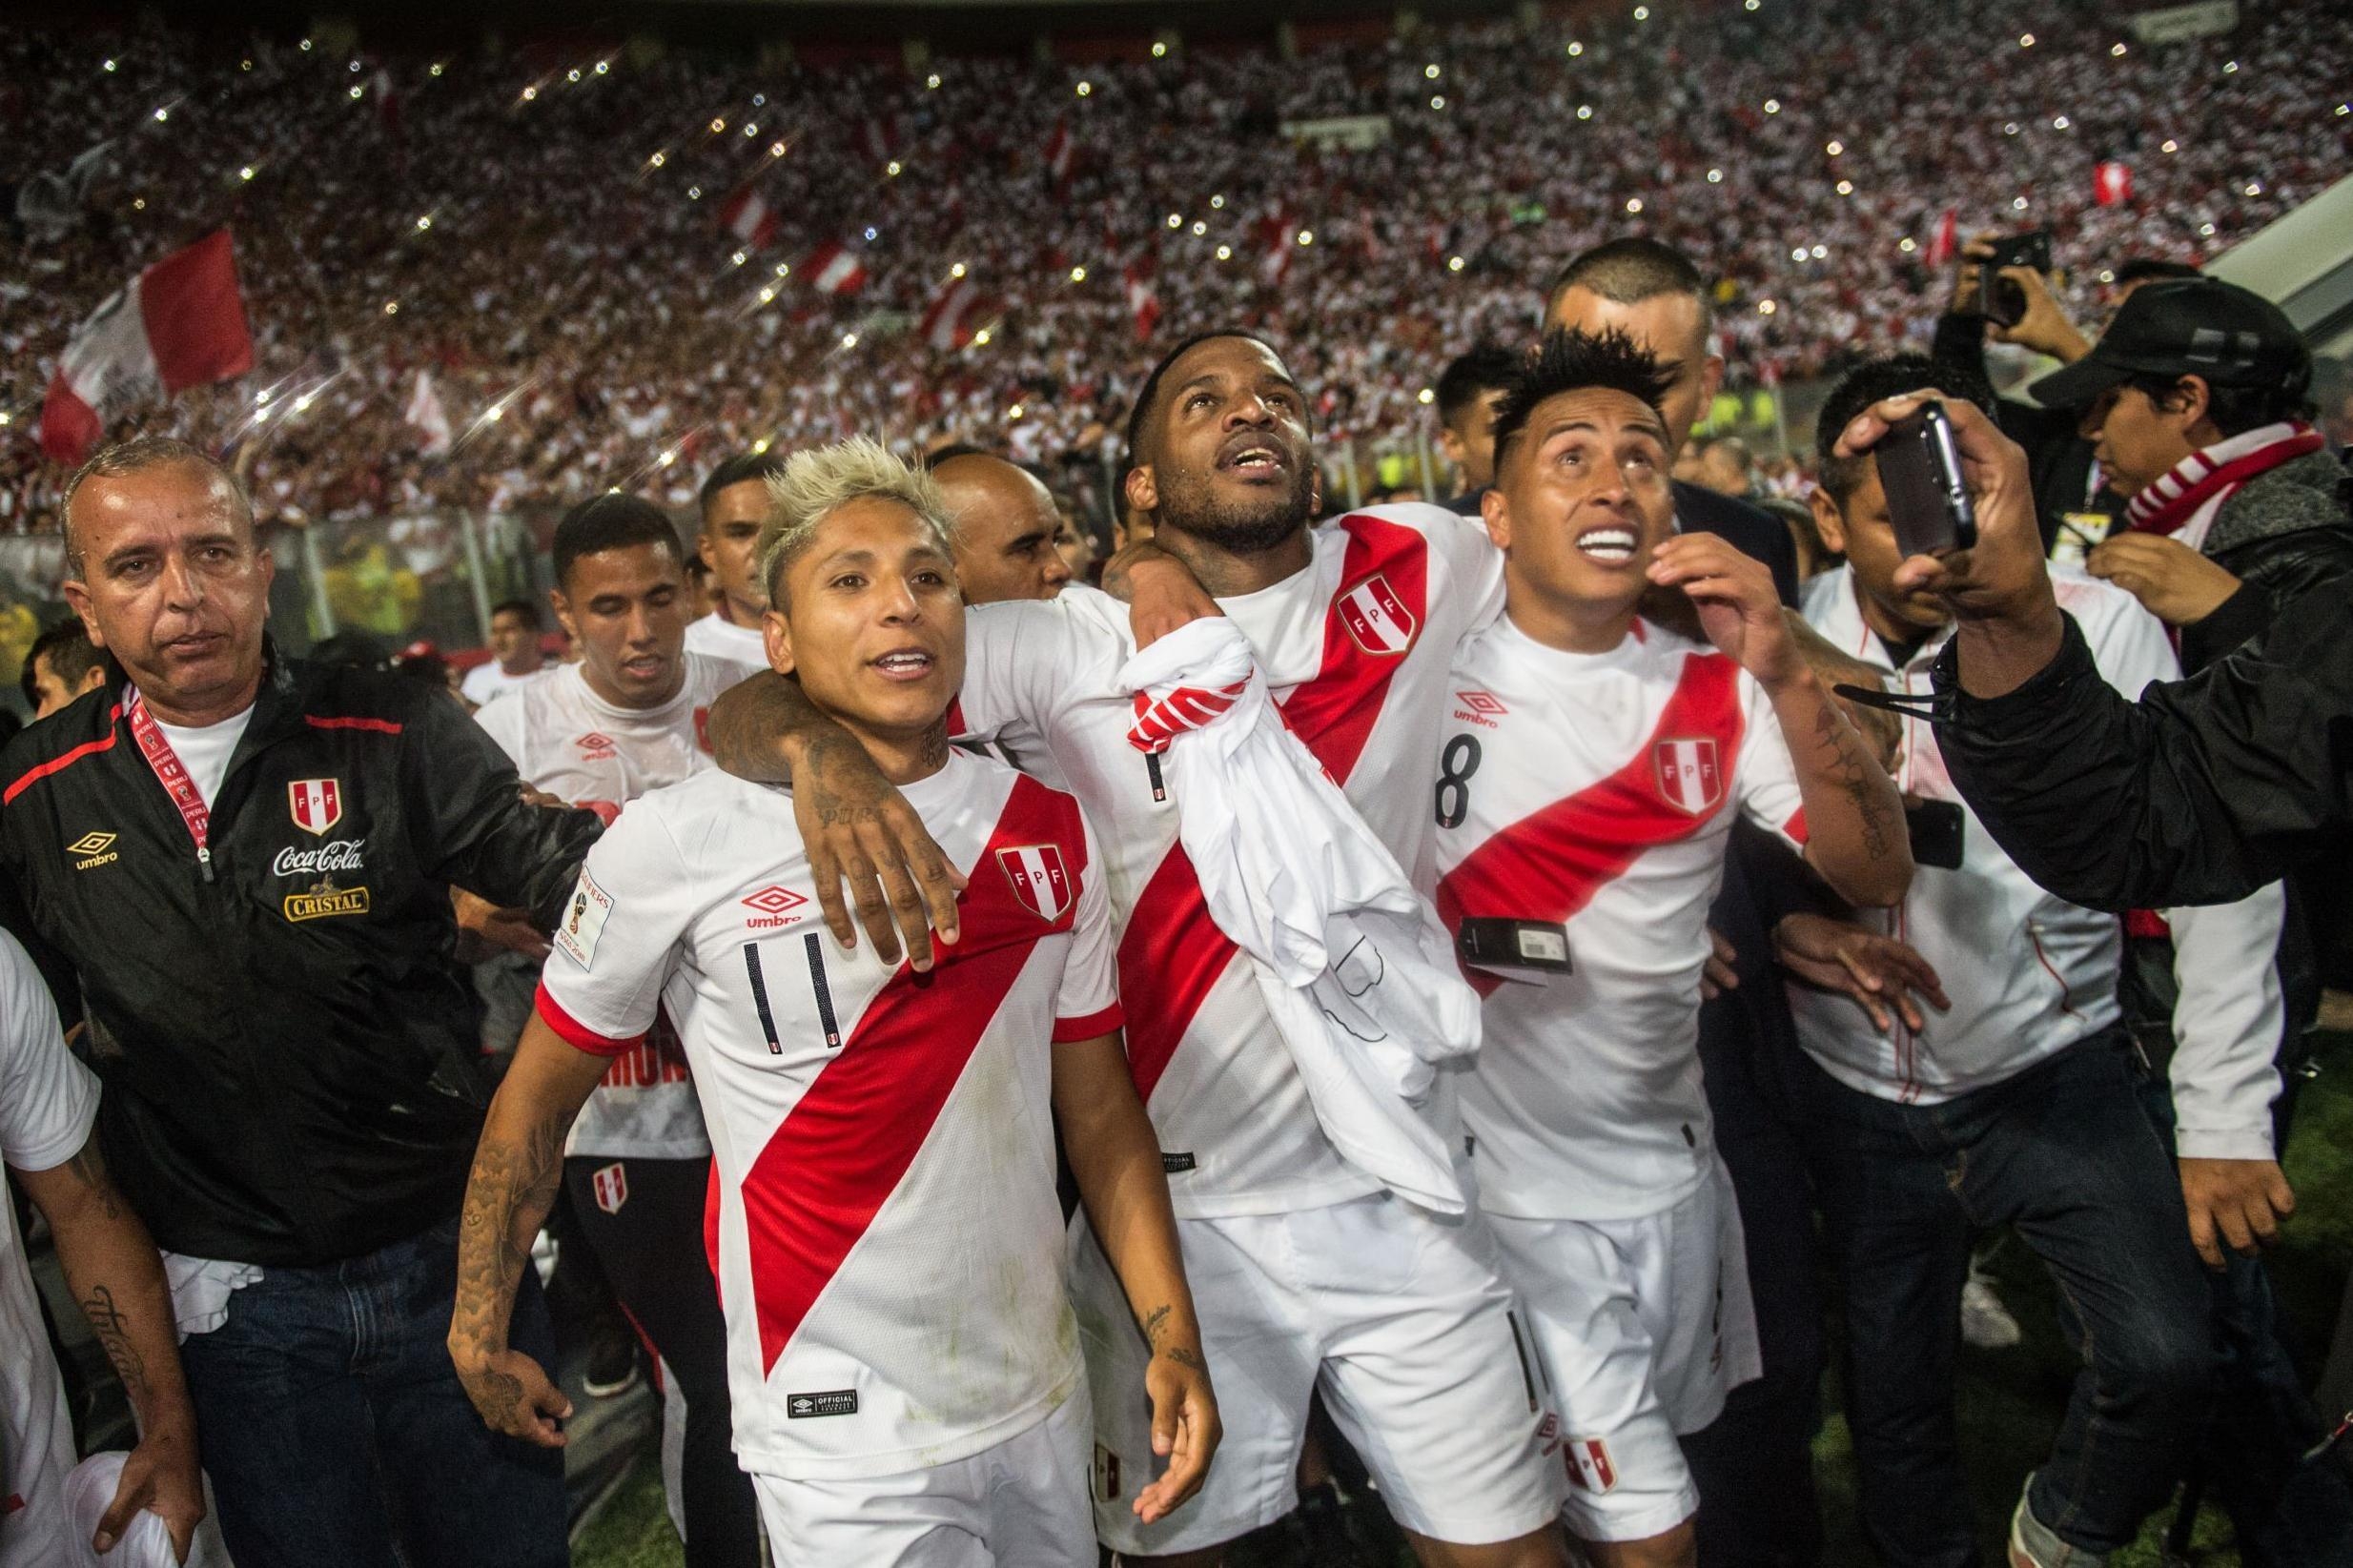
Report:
1216,433,1290,481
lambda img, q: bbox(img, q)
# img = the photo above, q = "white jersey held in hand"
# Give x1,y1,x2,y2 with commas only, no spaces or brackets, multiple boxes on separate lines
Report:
535,751,1124,1478
478,651,760,1159
1434,616,1811,1223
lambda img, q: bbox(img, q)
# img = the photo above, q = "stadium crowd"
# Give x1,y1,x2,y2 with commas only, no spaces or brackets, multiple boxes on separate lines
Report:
4,0,2352,534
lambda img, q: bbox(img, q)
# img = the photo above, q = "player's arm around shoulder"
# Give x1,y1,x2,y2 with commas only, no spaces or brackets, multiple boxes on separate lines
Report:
1650,530,1913,907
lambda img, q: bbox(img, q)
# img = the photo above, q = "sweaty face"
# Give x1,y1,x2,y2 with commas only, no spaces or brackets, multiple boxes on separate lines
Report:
1812,464,1952,637
767,498,965,750
552,543,693,709
1134,337,1317,553
488,609,538,668
1486,388,1676,622
1544,287,1716,456
63,461,273,721
700,479,771,621
934,456,1073,605
2084,384,2199,500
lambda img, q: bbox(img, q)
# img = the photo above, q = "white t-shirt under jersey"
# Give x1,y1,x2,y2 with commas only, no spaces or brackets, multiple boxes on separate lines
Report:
536,750,1120,1479
1434,617,1809,1223
684,611,767,667
952,503,1504,1218
460,659,548,707
148,703,255,808
0,931,101,1564
477,653,760,1159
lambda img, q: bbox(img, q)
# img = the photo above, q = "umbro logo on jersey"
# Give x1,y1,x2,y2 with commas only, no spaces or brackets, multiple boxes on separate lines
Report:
1654,737,1723,815
69,831,119,870
577,732,618,760
785,1389,858,1419
1453,689,1505,728
743,885,809,930
996,845,1073,923
1337,574,1418,657
288,778,342,836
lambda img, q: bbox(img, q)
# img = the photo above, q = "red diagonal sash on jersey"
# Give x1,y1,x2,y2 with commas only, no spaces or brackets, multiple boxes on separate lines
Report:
1116,514,1431,1106
1435,653,1743,998
738,774,1085,1374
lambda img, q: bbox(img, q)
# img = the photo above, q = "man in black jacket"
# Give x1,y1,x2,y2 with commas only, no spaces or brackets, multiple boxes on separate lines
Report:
0,438,598,1568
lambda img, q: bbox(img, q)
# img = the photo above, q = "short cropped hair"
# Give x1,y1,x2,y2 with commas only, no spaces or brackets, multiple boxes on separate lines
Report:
699,452,788,514
1123,329,1285,468
757,437,956,606
2114,257,2201,290
1814,354,1997,503
1490,328,1678,470
61,437,253,576
1546,237,1712,333
550,494,685,589
487,598,540,628
1435,344,1524,427
22,618,102,707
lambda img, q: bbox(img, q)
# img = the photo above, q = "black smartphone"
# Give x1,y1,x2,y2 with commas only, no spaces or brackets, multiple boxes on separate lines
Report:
1905,799,1966,869
1456,918,1572,974
1977,230,2053,328
1876,402,1978,558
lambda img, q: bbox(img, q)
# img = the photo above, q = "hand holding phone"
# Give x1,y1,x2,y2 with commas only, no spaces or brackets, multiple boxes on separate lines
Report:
1974,230,2053,329
1875,402,1979,559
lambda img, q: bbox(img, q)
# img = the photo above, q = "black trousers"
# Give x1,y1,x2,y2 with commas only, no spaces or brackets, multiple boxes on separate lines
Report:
563,1153,762,1568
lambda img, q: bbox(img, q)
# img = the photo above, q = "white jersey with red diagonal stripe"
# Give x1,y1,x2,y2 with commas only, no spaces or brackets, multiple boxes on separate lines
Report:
534,750,1122,1478
1434,616,1808,1223
953,504,1504,1218
477,653,762,1160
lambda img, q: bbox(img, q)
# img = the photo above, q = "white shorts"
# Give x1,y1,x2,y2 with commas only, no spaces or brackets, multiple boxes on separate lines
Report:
1485,1158,1763,1543
749,1386,1094,1566
1071,1190,1563,1556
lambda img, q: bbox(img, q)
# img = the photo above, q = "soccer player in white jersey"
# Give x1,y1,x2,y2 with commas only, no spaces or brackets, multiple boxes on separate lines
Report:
707,333,1570,1568
1431,329,1912,1568
473,493,764,1567
449,441,1214,1564
685,454,783,665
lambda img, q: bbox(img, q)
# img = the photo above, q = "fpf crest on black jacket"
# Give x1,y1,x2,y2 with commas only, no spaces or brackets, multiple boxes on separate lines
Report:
0,652,601,1268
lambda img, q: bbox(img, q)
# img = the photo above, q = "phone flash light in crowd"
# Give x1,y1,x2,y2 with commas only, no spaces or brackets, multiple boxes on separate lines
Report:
2162,139,2179,152
1425,64,1442,79
1070,265,1088,281
950,262,967,278
2054,115,2071,129
2201,222,2218,236
154,106,170,121
2245,181,2263,196
132,197,145,210
709,116,726,132
972,328,992,345
1899,236,1917,252
926,73,941,89
2019,32,2036,46
649,152,665,167
1431,95,1446,110
597,61,610,75
431,63,444,75
1298,230,1314,246
1626,197,1644,214
1448,255,1466,272
1167,213,1182,228
732,251,747,266
1418,388,1436,405
1758,298,1778,315
1566,40,1585,57
1009,402,1026,420
299,37,312,50
2013,195,2030,210
240,166,255,181
2224,60,2240,72
1578,104,1593,119
1210,193,1225,209
1764,98,1780,112
842,333,859,347
1634,5,1651,19
1154,41,1168,57
349,86,362,100
2112,42,2128,55
1747,0,1760,10
351,59,363,71
1216,245,1233,261
0,413,10,428
1708,168,1725,182
567,70,581,83
1826,140,1843,155
383,301,399,315
1191,220,1206,235
886,160,901,174
521,86,537,101
744,123,759,137
770,142,788,157
1076,81,1093,97
1835,180,1854,196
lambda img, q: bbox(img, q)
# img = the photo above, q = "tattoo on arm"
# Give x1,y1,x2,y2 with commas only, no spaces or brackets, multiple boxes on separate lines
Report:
708,673,826,784
81,1283,151,1404
1164,1345,1206,1372
452,1105,572,1424
1810,697,1898,860
66,1148,123,1221
1139,1304,1172,1348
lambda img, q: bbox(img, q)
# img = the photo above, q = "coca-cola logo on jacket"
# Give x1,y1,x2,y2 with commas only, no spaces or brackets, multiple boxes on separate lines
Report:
273,839,366,878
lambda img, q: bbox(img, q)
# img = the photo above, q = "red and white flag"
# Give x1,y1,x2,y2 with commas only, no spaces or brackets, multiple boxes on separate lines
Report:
1258,210,1296,288
40,228,254,465
720,185,778,251
852,115,898,163
1923,208,1958,269
405,369,452,456
2094,160,2133,207
371,67,401,132
1123,260,1161,342
920,275,982,350
804,240,867,296
1044,117,1074,184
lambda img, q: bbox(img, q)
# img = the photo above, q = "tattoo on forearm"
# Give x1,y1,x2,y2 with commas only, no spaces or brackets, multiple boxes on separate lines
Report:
1163,1345,1206,1372
1139,1304,1172,1348
82,1284,150,1403
453,1105,571,1425
67,1149,123,1220
1811,698,1898,861
709,674,814,784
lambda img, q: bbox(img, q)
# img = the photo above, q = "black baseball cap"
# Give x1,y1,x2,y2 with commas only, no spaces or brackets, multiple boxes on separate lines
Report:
2029,278,2309,410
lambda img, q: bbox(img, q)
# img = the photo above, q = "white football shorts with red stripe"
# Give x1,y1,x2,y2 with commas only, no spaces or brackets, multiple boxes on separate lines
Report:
1485,1159,1762,1542
1071,1191,1564,1556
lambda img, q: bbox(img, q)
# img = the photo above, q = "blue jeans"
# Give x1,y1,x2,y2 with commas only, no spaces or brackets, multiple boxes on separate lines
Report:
176,1215,567,1568
1792,1032,2216,1565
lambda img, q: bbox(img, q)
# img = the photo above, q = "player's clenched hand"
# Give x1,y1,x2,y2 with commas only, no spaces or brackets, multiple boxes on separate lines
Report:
1647,534,1803,690
791,729,966,971
2179,1156,2296,1271
96,1423,203,1562
1772,912,1950,1033
1135,1345,1220,1523
452,1345,572,1447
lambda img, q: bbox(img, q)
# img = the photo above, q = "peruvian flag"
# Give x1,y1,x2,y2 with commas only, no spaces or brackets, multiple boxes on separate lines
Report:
1123,260,1161,342
1923,208,1959,269
920,276,982,350
720,185,778,251
404,369,452,456
2094,160,2133,208
40,229,254,465
371,67,401,132
805,240,868,296
1258,212,1295,287
852,115,898,163
1044,117,1074,184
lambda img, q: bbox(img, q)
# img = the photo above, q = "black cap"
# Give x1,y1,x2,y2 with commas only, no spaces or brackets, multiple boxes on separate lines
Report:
2028,279,2309,411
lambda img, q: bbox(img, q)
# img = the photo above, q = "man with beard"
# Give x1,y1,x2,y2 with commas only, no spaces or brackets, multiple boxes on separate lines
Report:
707,332,1568,1568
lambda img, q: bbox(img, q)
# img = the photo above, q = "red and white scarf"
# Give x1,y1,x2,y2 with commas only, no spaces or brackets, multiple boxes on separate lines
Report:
2126,419,2326,540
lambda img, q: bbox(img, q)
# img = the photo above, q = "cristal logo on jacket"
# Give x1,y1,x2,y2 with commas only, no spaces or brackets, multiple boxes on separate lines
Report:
274,839,366,878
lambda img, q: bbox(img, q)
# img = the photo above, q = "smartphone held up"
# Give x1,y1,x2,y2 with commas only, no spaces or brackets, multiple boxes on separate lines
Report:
1874,401,1978,560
